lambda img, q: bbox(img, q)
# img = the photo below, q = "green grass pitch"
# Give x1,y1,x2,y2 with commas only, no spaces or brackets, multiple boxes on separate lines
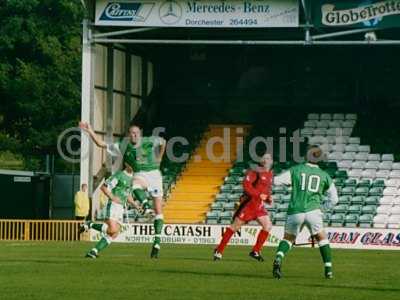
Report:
0,241,399,300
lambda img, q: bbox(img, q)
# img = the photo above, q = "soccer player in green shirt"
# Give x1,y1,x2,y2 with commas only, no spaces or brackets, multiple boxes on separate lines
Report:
272,145,338,279
80,163,137,258
80,122,166,258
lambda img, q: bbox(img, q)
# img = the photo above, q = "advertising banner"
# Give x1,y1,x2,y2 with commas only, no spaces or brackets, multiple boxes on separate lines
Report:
95,0,299,27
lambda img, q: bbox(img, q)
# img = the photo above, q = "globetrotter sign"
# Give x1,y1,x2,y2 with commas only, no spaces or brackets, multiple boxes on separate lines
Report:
95,0,299,27
313,0,400,28
90,224,400,250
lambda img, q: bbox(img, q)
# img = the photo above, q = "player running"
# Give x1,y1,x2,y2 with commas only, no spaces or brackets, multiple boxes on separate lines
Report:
272,145,338,279
214,153,274,262
79,122,166,258
80,164,137,258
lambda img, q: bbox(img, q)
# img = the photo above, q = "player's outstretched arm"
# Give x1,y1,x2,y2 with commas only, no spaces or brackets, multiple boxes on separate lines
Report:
274,171,291,186
79,121,107,148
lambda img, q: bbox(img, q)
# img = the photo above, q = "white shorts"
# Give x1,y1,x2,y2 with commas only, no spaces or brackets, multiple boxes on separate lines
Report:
285,209,324,236
134,170,163,198
103,201,124,224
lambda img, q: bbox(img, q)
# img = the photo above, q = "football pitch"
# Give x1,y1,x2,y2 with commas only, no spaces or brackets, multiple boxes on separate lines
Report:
0,242,399,300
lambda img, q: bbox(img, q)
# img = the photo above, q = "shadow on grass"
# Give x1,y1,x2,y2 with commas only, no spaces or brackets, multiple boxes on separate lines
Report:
297,283,400,293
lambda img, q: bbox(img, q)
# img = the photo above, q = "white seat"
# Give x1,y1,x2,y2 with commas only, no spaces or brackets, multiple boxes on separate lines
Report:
392,197,400,205
380,196,395,205
349,169,363,178
379,161,393,170
382,154,394,161
301,128,313,137
342,120,355,128
352,161,366,169
338,161,352,169
358,145,371,153
345,113,357,120
328,152,343,161
386,179,400,187
313,128,327,136
320,144,332,153
390,205,400,215
333,113,345,120
343,152,356,161
376,170,390,178
387,215,400,228
345,145,359,152
355,153,368,161
320,113,331,120
308,113,319,120
308,135,327,145
365,161,380,169
391,163,400,170
384,187,399,196
373,214,388,228
304,121,316,128
328,121,341,128
390,170,400,178
326,128,342,136
368,154,381,161
332,144,346,152
377,205,392,214
348,137,360,144
335,136,350,144
342,128,353,136
362,169,376,178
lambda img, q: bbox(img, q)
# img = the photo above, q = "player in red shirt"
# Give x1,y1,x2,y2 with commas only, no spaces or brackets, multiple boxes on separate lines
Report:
214,153,274,261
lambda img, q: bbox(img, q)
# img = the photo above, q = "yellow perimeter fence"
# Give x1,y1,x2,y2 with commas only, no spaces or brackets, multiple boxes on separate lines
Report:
0,219,88,241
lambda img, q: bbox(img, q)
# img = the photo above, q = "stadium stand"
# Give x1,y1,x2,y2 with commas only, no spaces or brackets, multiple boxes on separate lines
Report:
205,113,400,229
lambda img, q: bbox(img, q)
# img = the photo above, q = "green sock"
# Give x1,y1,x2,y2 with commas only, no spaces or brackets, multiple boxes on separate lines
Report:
132,188,150,209
275,239,292,261
153,216,164,248
94,236,111,253
319,242,332,270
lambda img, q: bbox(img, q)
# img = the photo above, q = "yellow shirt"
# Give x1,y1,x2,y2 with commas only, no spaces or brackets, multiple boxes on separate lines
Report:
74,191,90,217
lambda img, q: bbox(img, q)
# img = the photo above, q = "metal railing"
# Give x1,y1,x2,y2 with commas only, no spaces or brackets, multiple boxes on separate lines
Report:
0,219,88,241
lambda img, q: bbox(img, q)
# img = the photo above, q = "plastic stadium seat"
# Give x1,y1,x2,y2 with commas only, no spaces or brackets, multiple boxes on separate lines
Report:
369,187,383,196
383,187,399,196
390,170,400,178
232,185,243,193
224,177,238,184
220,184,233,193
358,145,371,153
281,194,291,203
211,202,224,211
323,213,331,226
333,113,345,120
304,121,316,128
365,196,379,206
390,205,400,215
381,154,394,161
377,205,391,215
327,128,341,136
316,121,329,128
371,179,385,188
386,179,400,187
348,169,362,178
355,153,369,161
342,152,356,161
347,138,360,145
337,161,352,169
345,114,357,120
273,185,287,194
300,128,313,137
345,215,359,227
206,219,219,225
362,170,376,178
332,144,346,152
365,161,380,169
387,215,400,229
320,113,332,120
328,153,343,162
351,196,365,205
379,161,393,170
335,136,350,144
344,178,357,187
342,121,355,128
329,121,341,128
277,203,289,212
345,145,359,152
357,179,371,187
223,202,236,211
359,214,374,228
352,161,365,169
368,154,381,161
308,113,319,120
227,193,241,202
330,214,345,226
338,195,351,205
362,205,378,215
348,205,362,215
220,211,233,220
333,204,349,213
376,170,390,179
373,214,388,228
392,163,400,170
380,196,394,206
215,194,228,202
343,128,353,136
308,135,327,145
207,211,220,220
355,187,369,196
313,128,327,136
335,170,348,178
341,187,355,196
393,197,400,205
274,212,287,225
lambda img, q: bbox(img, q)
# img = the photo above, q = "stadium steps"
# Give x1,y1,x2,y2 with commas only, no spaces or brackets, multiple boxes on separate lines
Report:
164,124,250,223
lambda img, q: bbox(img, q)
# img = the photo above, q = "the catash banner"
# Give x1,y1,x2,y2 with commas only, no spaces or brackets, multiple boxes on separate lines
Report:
95,0,299,28
90,223,400,250
313,0,400,28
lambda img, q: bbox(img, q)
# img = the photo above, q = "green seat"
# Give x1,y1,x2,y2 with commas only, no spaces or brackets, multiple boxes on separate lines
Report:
330,214,345,226
345,215,359,227
223,202,236,211
206,211,220,220
338,195,351,205
215,193,228,202
369,187,384,197
273,186,287,194
355,187,369,196
224,176,238,184
211,202,223,211
220,184,233,193
274,212,287,225
364,196,379,206
359,214,374,228
219,219,231,225
220,211,233,220
344,178,357,187
361,205,377,215
334,178,345,188
335,170,348,179
206,219,219,225
350,196,365,205
341,187,355,196
277,203,289,212
348,205,362,215
227,193,241,202
323,213,331,225
282,194,291,203
273,194,283,203
357,179,371,188
232,185,243,193
372,179,385,188
333,204,349,213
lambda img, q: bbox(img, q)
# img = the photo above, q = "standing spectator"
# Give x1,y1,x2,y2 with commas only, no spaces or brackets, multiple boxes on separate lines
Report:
74,184,90,220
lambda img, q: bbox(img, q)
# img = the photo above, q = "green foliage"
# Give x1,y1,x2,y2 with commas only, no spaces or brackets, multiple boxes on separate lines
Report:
0,0,84,161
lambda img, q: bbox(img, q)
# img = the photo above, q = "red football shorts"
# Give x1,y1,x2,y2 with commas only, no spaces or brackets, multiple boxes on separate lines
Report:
236,200,268,222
